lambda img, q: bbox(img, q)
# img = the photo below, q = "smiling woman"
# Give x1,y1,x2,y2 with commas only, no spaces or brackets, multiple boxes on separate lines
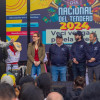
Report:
26,32,45,78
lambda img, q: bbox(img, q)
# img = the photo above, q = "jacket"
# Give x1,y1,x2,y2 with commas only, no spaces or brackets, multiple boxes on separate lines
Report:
71,39,87,63
86,41,100,67
26,43,45,75
49,44,69,66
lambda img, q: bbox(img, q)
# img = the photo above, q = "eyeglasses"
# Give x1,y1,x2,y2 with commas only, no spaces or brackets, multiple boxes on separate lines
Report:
33,36,38,37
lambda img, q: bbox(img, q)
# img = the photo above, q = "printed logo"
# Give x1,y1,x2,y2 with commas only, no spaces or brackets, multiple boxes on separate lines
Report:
80,45,83,48
66,0,82,6
94,47,98,50
62,48,65,51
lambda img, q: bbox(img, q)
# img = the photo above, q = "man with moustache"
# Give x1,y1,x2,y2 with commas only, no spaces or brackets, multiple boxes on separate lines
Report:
86,33,100,83
71,31,87,80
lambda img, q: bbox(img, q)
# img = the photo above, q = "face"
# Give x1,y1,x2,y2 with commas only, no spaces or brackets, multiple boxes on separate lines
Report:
89,34,96,43
13,46,17,51
56,37,63,45
32,34,40,42
75,35,81,41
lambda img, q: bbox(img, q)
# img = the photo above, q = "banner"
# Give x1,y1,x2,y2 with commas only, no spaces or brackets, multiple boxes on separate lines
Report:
6,0,100,61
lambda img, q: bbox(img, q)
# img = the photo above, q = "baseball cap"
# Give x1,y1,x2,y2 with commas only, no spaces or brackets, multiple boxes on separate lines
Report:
56,33,63,38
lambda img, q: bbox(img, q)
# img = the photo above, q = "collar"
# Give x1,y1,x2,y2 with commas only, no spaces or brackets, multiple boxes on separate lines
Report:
93,40,97,44
56,43,63,47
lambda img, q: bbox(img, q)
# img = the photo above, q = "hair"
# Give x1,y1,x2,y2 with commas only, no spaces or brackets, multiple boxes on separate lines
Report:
74,76,85,89
32,32,43,47
19,75,34,87
36,73,52,98
74,31,83,39
79,81,100,100
20,85,44,100
0,83,16,100
90,32,97,38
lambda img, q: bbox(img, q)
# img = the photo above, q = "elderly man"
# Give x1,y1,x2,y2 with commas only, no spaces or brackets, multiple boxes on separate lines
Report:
86,33,100,83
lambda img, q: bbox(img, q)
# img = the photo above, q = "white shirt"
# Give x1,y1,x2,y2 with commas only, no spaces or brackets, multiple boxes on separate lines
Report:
6,49,20,64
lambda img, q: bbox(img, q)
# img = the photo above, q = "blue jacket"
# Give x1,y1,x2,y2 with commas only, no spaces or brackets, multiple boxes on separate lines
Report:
49,44,69,66
86,41,100,67
71,39,87,63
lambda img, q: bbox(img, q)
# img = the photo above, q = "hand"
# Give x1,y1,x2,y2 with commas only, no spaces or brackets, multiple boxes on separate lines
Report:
36,61,40,66
91,58,96,62
34,61,37,66
73,58,79,64
34,61,40,66
88,58,96,62
10,39,15,43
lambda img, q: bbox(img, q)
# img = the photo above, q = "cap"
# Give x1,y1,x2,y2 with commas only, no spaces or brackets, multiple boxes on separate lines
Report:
56,33,63,38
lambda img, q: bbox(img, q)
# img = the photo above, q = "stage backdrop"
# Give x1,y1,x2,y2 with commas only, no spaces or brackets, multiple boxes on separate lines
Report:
6,0,100,61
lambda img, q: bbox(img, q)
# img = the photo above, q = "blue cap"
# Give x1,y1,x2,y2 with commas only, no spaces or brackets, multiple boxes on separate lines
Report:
56,33,63,38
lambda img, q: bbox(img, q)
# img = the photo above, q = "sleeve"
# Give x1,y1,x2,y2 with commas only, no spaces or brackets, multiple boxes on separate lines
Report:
70,44,75,59
84,43,91,60
39,45,45,62
27,43,34,63
67,47,70,61
0,41,12,48
94,44,100,61
43,53,48,62
49,46,52,61
18,52,20,61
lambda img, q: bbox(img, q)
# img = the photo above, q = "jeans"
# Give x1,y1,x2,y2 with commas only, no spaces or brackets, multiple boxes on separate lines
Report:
72,62,86,80
31,64,41,79
51,65,67,82
88,64,100,83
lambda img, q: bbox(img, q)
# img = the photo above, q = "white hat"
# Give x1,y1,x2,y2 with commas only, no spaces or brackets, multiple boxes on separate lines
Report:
13,42,22,51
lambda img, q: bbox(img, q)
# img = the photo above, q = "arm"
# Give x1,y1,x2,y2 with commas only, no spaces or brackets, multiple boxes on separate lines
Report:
94,44,100,61
84,43,91,60
70,44,75,60
0,41,12,48
0,39,14,48
49,46,51,61
67,47,70,62
43,53,48,63
17,52,20,61
39,45,45,62
27,43,34,63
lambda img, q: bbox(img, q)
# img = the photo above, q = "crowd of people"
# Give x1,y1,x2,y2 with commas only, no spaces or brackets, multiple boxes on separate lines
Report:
0,73,100,100
0,31,100,100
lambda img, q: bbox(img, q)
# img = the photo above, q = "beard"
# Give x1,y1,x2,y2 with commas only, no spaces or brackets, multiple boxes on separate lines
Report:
90,40,94,43
75,38,79,41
